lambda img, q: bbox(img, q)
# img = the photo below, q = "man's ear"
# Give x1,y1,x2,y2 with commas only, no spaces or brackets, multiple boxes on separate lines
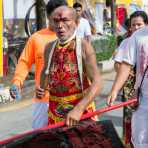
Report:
48,24,54,32
48,22,54,30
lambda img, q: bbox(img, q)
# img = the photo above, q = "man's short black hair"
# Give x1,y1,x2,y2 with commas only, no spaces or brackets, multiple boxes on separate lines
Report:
46,0,68,16
73,2,82,9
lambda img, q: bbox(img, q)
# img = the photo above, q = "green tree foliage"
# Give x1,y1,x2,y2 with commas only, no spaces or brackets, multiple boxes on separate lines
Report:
92,35,117,62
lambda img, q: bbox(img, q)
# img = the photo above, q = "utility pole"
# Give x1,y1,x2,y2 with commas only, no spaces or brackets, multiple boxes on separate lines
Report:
111,0,116,35
36,0,46,30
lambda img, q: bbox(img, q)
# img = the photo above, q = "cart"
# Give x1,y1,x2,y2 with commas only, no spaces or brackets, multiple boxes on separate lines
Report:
0,99,137,148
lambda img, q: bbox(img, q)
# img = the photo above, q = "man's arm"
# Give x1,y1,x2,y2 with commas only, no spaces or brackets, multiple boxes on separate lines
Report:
107,62,132,105
36,46,49,99
36,41,55,98
78,39,101,110
66,39,102,126
40,43,51,89
12,37,35,88
84,19,92,42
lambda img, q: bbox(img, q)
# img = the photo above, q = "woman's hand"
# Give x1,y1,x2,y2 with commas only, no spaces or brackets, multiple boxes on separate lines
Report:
107,91,118,106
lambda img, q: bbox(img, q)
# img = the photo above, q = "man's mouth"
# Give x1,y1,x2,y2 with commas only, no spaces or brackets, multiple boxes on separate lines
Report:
58,31,65,36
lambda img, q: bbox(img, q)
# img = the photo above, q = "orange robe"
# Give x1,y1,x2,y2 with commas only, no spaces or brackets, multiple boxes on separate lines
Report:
12,28,56,102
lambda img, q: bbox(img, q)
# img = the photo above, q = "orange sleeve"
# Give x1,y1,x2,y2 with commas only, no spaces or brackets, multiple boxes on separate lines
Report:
12,37,35,88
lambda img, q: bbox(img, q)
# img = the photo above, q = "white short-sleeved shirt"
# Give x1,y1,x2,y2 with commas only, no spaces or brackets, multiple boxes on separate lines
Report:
76,17,92,38
114,37,129,63
123,26,148,98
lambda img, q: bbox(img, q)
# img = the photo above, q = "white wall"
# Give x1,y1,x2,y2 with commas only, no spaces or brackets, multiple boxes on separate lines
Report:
142,0,148,14
3,0,36,19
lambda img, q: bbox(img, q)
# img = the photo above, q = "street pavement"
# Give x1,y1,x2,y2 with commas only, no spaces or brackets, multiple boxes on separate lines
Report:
96,71,123,138
0,70,123,141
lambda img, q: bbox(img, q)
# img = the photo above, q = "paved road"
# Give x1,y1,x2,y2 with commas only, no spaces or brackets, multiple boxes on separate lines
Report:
0,71,123,141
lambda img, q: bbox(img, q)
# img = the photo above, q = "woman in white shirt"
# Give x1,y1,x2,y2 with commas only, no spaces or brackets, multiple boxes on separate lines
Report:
113,11,148,147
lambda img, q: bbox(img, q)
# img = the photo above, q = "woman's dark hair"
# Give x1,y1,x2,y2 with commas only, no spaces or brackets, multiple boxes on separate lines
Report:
46,0,67,16
73,2,82,9
117,35,124,46
130,11,148,24
124,18,130,30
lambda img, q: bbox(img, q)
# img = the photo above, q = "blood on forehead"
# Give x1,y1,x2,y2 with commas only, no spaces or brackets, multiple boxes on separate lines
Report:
52,7,72,21
58,11,64,18
54,11,65,20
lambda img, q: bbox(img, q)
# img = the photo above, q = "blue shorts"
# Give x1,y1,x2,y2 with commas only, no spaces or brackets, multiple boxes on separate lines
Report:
32,102,48,129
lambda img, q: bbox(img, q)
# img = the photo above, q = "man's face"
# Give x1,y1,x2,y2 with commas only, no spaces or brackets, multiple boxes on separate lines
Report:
131,16,146,33
51,6,76,41
75,7,82,18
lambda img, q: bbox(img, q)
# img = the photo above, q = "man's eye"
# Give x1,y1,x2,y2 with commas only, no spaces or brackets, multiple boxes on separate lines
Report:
63,19,68,22
53,19,59,23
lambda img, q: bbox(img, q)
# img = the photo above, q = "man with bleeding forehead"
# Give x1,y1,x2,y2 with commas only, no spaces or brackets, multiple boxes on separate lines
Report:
51,6,77,43
36,6,102,126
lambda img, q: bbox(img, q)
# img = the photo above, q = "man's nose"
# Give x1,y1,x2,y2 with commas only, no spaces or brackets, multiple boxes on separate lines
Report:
57,22,63,28
135,25,140,30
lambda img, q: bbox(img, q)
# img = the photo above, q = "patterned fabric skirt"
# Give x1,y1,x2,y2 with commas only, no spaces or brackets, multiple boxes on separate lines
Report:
122,74,136,148
48,94,97,124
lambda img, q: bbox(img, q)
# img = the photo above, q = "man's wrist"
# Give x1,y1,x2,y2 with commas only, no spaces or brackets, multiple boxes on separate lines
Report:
12,79,22,89
74,105,82,111
75,101,87,112
110,89,118,100
10,84,22,100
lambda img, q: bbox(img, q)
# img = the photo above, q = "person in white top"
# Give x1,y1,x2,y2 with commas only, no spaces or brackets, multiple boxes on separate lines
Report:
114,38,129,72
114,11,148,72
73,2,92,42
108,26,148,147
113,11,148,147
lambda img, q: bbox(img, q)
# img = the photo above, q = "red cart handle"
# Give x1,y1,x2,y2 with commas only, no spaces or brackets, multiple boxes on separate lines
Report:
0,99,137,145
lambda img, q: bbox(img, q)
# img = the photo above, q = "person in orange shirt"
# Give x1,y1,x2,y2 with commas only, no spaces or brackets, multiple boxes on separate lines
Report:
10,0,68,129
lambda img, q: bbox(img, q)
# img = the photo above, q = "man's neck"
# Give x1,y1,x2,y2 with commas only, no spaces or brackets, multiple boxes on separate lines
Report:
77,16,81,21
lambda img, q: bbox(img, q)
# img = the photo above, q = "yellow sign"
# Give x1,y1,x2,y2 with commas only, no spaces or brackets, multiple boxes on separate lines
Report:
117,0,142,6
0,0,3,76
91,0,105,5
117,0,131,4
67,0,73,7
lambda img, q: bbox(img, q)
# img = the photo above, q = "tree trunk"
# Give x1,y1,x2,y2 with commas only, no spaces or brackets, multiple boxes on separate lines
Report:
36,0,46,30
111,0,116,35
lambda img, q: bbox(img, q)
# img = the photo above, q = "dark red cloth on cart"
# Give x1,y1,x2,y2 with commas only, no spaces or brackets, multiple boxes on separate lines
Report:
0,120,124,148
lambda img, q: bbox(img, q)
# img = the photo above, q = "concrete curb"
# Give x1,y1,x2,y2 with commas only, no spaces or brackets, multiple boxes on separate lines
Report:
98,59,114,73
0,80,35,105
